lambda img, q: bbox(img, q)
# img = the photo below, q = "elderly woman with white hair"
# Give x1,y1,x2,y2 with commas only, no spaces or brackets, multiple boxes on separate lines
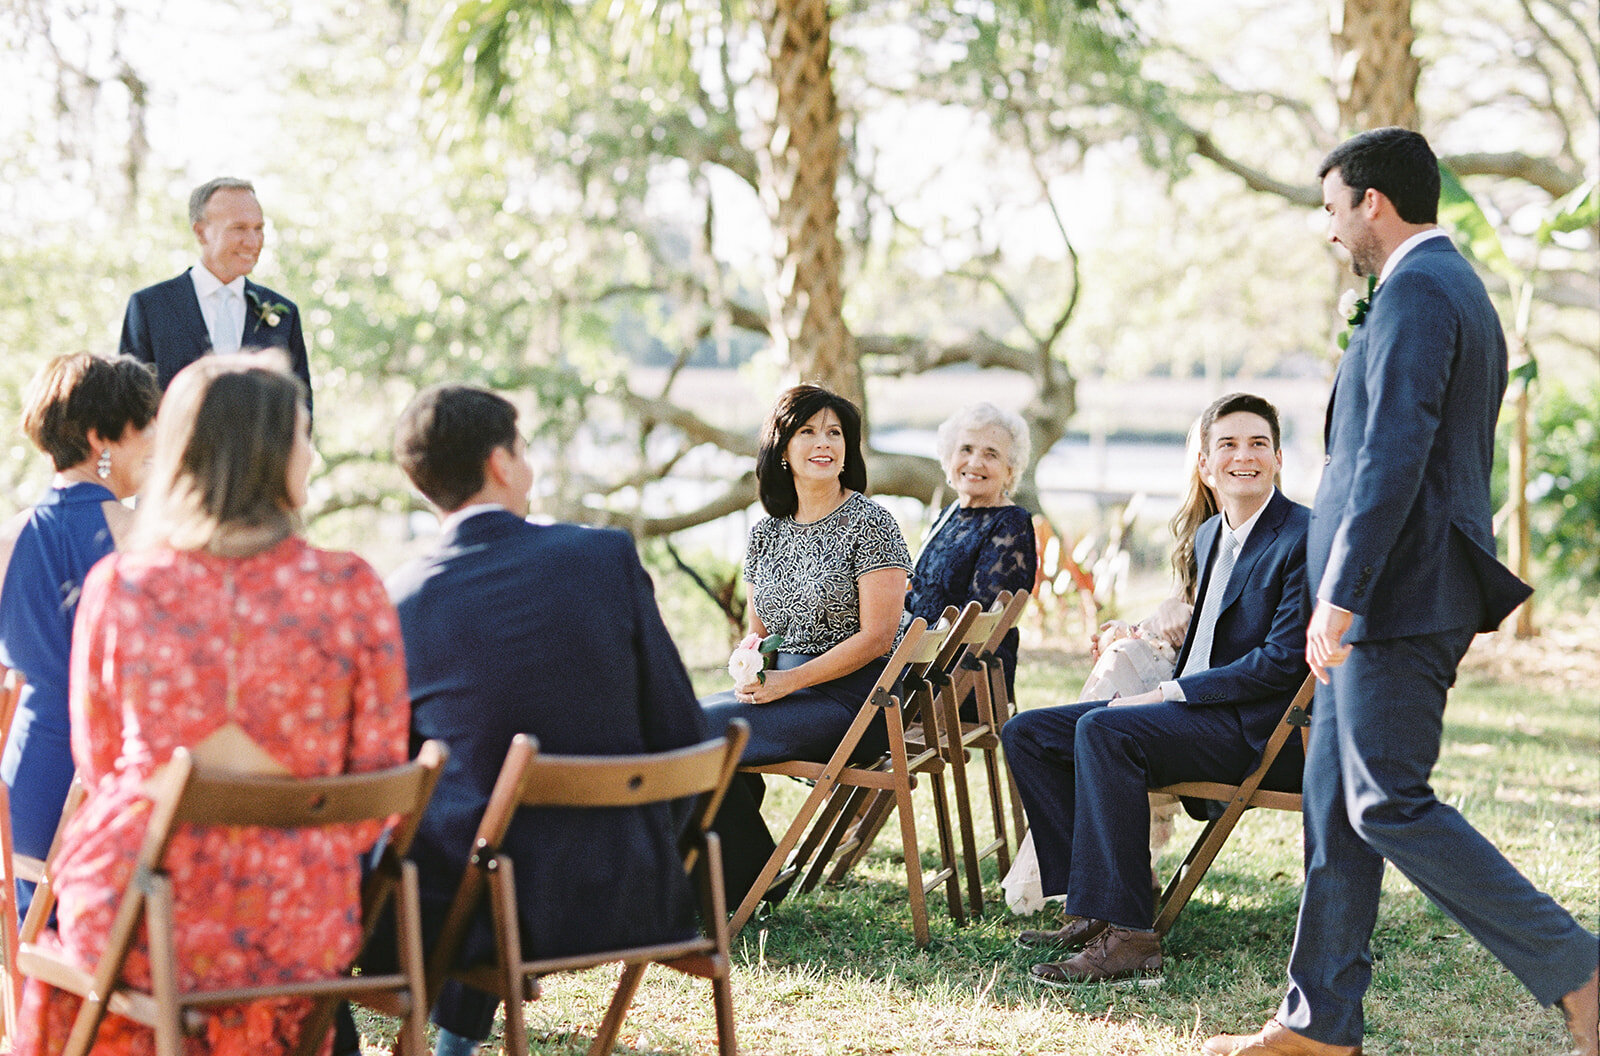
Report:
906,402,1037,695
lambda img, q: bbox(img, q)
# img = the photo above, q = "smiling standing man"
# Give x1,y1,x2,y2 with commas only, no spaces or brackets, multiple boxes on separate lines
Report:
119,177,312,410
1001,392,1310,986
1204,128,1597,1056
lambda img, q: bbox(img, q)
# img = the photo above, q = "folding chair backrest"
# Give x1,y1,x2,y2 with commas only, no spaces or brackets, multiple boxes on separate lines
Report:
18,741,449,1056
426,723,750,1056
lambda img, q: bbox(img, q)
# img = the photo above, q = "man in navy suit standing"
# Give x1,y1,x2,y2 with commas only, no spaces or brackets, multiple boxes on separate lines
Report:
1002,392,1310,986
119,177,312,409
369,383,709,1056
1205,129,1597,1056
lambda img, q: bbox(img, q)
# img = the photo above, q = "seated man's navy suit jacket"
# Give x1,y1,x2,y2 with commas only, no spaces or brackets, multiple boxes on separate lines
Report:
385,510,708,1035
1173,486,1313,766
119,271,312,410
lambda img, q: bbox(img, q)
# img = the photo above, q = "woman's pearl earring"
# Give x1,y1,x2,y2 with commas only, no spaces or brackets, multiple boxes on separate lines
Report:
782,458,790,469
97,449,112,480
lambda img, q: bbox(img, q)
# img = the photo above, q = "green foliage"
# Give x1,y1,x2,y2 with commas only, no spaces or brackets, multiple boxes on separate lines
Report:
1498,380,1600,599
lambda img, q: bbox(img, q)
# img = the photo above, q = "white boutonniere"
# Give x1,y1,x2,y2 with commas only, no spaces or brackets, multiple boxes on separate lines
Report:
728,632,783,686
1336,274,1377,350
246,289,289,328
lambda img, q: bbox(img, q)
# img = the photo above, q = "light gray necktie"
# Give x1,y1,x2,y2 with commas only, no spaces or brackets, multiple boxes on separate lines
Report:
213,288,242,354
1181,531,1240,677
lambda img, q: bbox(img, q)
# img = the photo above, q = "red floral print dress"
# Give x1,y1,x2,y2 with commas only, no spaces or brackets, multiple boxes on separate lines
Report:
12,537,410,1056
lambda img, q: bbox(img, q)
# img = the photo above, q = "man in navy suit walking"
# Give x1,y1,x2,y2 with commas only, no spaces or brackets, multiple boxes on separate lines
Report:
119,177,312,408
1003,392,1311,986
1205,129,1597,1056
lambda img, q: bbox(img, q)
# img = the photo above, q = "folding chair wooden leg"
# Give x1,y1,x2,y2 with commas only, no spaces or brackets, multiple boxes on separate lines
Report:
937,679,986,917
394,862,429,1056
146,874,183,1056
1152,812,1235,938
884,719,930,947
491,855,531,1056
589,962,648,1056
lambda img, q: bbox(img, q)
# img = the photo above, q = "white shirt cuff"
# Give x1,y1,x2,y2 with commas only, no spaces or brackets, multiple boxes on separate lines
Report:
1159,680,1184,702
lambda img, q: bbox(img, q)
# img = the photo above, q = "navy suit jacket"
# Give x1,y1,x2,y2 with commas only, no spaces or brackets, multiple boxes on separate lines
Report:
118,271,312,409
1170,487,1312,757
1311,237,1530,641
387,511,709,966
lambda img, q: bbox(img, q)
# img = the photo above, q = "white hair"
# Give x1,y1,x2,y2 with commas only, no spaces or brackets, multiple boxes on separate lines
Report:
935,402,1032,486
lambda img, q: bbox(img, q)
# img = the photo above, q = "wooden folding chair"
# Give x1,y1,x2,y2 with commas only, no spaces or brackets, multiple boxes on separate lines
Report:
834,591,1033,918
1149,673,1314,937
16,740,448,1056
794,607,971,926
425,722,749,1056
729,616,969,947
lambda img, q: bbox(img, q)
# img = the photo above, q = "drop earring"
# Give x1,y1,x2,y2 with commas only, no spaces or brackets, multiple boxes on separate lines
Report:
97,449,112,480
781,458,789,470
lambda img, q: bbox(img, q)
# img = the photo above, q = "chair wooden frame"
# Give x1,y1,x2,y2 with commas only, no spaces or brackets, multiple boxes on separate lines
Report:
1,663,28,1042
16,740,448,1056
727,617,967,947
425,722,750,1056
1149,673,1314,937
825,590,1032,919
794,608,971,928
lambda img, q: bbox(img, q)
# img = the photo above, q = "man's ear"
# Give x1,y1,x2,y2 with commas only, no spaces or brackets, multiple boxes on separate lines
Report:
1362,187,1389,220
484,445,517,488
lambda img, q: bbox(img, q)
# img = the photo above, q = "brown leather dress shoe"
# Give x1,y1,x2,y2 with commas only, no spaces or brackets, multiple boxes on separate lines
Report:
1201,1018,1360,1055
1016,914,1108,950
1029,926,1161,987
1561,966,1599,1056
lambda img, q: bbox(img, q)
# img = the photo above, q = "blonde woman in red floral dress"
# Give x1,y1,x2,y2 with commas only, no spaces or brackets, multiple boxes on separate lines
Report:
12,354,409,1056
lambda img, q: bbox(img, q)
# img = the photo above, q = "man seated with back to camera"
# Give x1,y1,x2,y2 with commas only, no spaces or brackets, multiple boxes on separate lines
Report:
337,383,709,1056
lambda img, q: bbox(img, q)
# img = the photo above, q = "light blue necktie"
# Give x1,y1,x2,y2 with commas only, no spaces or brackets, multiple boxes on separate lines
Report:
1181,531,1239,677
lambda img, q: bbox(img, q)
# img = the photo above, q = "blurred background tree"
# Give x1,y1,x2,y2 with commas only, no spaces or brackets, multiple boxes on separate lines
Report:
1,0,1594,628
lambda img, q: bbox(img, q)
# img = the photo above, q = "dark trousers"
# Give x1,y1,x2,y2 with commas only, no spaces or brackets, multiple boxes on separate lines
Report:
1001,698,1263,930
1277,626,1599,1046
701,654,890,906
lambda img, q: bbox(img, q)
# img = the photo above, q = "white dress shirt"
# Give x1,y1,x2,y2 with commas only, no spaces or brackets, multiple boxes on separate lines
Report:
189,264,247,355
1158,497,1270,702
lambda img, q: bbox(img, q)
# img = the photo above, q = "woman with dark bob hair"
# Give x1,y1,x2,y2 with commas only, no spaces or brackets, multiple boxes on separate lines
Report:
12,354,409,1056
0,353,160,923
702,384,912,903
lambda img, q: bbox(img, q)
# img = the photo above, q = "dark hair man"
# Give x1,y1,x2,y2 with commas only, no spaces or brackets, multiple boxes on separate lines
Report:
1002,391,1311,986
1204,127,1597,1056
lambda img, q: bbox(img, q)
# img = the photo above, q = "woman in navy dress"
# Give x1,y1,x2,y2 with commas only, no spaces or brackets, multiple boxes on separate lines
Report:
702,385,911,903
0,354,159,921
906,403,1037,695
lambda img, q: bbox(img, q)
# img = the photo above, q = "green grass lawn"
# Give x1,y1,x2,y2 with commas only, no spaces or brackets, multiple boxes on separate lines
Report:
362,635,1598,1055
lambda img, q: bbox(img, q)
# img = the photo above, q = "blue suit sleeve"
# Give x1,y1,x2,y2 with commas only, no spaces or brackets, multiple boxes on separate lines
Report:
1320,270,1455,612
286,307,312,415
119,294,153,366
622,538,709,752
1174,527,1310,707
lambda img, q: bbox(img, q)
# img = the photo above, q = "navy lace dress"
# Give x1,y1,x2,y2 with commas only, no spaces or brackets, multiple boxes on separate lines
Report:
907,503,1037,693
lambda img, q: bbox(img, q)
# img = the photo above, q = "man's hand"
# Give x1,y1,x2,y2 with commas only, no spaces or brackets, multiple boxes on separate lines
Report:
1307,600,1354,683
1112,688,1163,706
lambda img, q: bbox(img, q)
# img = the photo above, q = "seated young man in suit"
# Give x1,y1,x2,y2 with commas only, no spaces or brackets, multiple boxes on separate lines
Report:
343,383,709,1056
119,177,312,407
1001,392,1311,986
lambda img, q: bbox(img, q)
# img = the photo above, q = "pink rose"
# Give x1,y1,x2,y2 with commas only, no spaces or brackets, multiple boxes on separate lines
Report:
728,646,764,685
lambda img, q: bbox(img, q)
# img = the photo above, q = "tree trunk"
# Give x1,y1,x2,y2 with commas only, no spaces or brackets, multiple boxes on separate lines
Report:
757,0,860,408
1332,0,1420,132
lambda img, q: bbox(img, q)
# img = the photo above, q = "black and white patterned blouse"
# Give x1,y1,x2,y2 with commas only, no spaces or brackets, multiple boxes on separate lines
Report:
745,492,912,657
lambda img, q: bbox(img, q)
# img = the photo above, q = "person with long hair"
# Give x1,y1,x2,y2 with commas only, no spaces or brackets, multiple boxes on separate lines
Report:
701,384,911,905
12,354,409,1056
0,354,160,923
